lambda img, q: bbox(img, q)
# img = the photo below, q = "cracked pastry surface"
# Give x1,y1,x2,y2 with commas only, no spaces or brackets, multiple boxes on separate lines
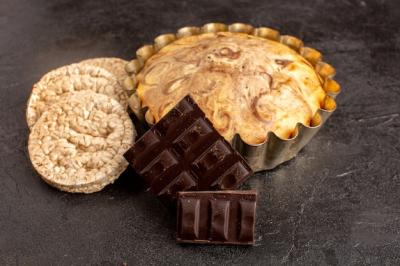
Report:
136,32,326,144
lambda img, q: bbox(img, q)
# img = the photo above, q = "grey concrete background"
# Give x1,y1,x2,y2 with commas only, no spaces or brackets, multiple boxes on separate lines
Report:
0,0,399,265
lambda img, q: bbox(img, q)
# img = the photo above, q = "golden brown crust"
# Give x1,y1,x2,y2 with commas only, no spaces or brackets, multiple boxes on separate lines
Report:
137,32,326,144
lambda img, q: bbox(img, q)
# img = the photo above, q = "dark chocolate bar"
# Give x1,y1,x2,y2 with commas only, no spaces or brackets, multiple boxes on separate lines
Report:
176,190,257,245
124,95,253,202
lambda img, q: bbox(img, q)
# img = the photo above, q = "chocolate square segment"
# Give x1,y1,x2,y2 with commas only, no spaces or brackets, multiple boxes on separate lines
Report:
124,96,253,202
176,190,257,245
178,198,200,239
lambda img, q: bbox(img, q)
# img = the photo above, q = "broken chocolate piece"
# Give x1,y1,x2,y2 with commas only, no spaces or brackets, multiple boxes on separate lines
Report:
176,190,257,245
124,95,253,202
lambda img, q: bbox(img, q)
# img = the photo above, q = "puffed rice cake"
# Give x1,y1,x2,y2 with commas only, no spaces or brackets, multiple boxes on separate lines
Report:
26,63,128,128
79,57,129,85
28,91,135,193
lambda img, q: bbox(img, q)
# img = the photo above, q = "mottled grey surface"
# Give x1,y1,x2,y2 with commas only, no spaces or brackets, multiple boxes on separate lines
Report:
1,0,400,265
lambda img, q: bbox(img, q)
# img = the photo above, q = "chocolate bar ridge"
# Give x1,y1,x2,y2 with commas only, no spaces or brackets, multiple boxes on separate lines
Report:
176,190,257,245
124,95,253,202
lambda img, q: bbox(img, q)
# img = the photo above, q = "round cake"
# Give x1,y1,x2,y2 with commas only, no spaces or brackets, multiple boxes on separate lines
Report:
136,31,326,145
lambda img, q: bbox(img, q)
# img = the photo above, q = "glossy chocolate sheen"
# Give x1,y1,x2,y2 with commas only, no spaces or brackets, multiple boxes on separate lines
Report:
176,190,257,245
124,95,253,202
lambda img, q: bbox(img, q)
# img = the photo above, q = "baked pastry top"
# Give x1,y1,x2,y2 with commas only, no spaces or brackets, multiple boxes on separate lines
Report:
136,31,326,145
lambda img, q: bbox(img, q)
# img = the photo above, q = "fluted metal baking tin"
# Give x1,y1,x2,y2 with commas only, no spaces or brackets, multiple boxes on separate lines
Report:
124,22,341,172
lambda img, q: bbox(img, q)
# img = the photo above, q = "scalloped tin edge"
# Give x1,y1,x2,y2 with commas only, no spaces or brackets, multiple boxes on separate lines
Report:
124,22,341,172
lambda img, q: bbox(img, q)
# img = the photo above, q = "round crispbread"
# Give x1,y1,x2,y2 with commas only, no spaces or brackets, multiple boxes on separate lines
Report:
79,57,128,85
28,91,135,193
26,63,128,128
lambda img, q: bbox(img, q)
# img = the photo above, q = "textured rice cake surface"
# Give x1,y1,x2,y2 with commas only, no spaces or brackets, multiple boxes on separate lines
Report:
79,57,128,84
28,91,135,193
26,63,128,128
